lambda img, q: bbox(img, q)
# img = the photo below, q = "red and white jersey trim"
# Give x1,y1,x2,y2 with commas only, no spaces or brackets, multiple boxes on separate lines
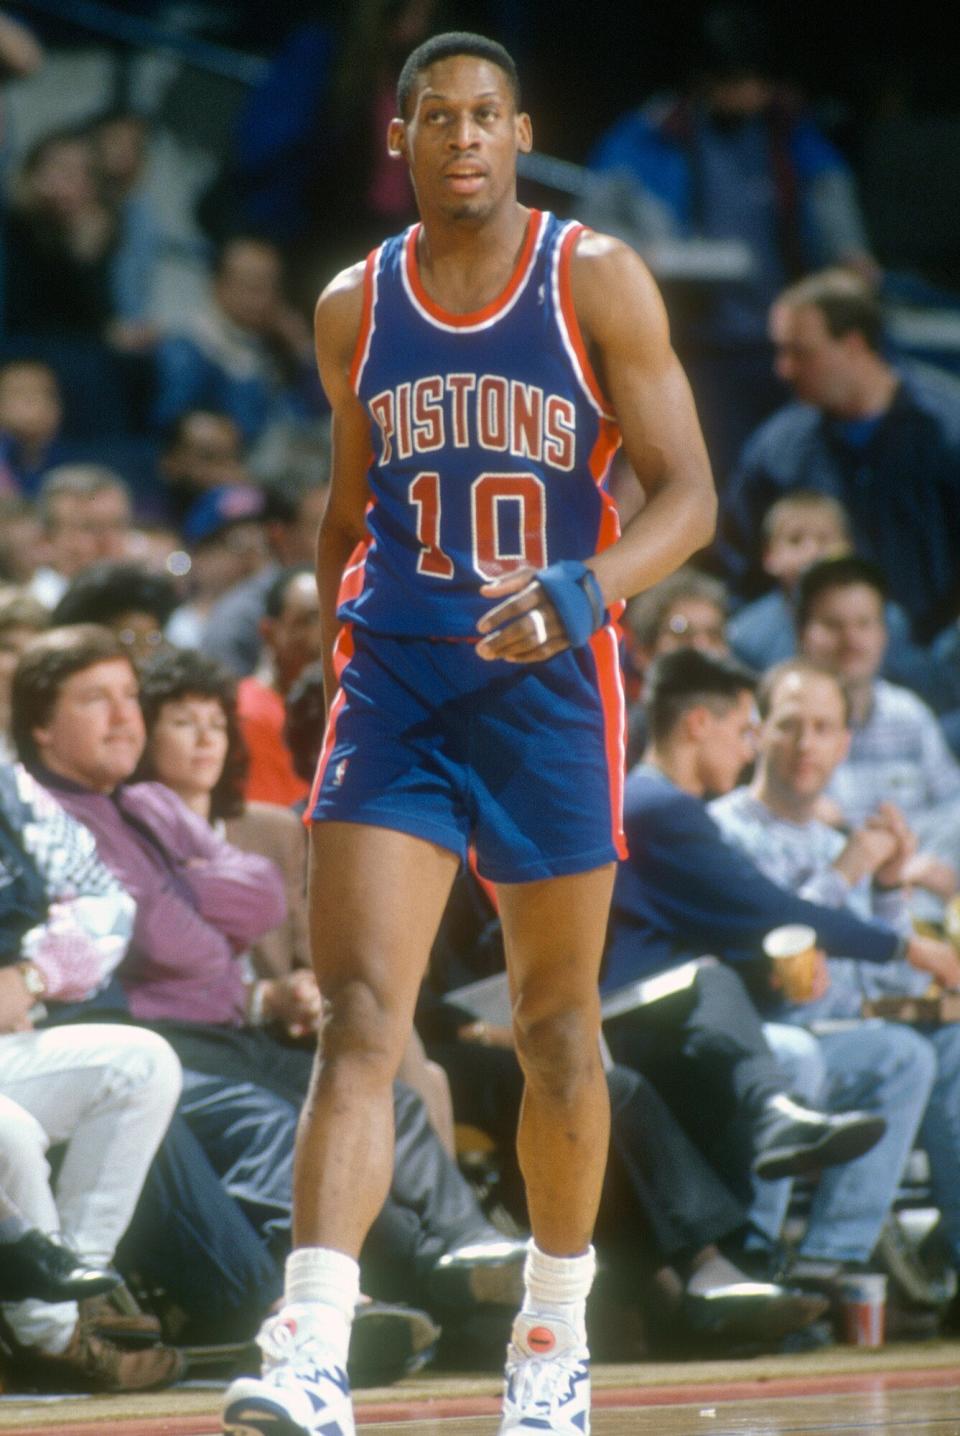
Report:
552,223,617,422
401,210,547,333
350,248,381,393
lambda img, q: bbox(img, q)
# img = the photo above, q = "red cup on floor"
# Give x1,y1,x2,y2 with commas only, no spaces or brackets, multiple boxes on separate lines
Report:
838,1273,886,1346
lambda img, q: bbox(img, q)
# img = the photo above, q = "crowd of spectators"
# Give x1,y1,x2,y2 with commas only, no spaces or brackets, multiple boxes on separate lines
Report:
2,0,960,1401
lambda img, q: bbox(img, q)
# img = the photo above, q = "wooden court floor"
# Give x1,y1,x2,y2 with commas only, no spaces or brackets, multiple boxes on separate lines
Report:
3,1350,960,1434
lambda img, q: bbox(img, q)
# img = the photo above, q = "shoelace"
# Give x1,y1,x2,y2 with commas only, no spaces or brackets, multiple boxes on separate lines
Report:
258,1315,333,1372
507,1348,587,1414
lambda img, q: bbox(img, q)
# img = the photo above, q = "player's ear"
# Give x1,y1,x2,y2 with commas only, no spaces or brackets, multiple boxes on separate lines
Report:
515,110,533,155
387,118,407,161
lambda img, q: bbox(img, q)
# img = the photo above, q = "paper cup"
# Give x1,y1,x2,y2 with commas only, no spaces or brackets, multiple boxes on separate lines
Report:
838,1273,886,1347
763,924,818,1003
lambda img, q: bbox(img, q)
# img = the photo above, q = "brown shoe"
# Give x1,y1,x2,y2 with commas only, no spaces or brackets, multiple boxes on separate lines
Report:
80,1286,163,1341
17,1321,184,1392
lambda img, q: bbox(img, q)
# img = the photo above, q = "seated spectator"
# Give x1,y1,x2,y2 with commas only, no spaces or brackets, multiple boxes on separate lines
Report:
0,496,44,586
0,761,183,1389
51,560,179,667
0,1039,182,1391
0,589,47,759
796,555,960,903
28,465,132,609
727,491,924,687
0,360,67,497
201,479,327,677
151,236,322,454
238,564,323,805
166,486,270,651
718,268,960,640
607,648,948,1289
2,128,116,340
623,566,730,762
137,646,308,979
710,657,960,1301
10,624,529,1334
0,753,312,1350
158,409,250,527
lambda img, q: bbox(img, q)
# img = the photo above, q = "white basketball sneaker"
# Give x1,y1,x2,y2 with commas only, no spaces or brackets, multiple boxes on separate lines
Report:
221,1303,355,1436
499,1312,591,1434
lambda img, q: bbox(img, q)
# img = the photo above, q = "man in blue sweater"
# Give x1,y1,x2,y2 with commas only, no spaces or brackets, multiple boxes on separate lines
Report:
607,648,946,1282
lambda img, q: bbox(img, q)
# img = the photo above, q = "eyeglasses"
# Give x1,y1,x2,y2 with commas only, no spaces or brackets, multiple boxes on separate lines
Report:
661,614,726,643
116,628,165,649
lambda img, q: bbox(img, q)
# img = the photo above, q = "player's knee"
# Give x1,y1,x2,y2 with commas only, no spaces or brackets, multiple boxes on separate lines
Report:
320,977,408,1081
513,995,601,1099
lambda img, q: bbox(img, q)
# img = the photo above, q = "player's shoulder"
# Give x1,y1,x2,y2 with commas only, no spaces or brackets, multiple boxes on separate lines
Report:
568,226,653,285
313,259,368,358
567,227,665,340
315,260,366,320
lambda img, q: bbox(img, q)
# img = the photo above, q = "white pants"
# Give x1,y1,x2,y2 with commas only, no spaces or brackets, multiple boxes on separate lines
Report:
0,1024,181,1352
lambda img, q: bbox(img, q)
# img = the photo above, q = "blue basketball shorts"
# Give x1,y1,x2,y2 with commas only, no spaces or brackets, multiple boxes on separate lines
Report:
306,624,627,883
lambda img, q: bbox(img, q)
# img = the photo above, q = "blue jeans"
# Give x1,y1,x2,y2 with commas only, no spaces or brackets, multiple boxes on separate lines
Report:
751,1021,936,1261
918,1025,960,1266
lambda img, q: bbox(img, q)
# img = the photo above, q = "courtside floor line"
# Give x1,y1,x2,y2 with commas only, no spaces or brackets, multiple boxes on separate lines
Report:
3,1367,960,1435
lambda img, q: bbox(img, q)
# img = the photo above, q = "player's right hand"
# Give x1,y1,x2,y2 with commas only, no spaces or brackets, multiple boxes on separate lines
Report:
475,568,569,663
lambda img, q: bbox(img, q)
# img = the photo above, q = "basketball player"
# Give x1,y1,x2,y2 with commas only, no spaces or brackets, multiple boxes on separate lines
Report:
223,32,716,1436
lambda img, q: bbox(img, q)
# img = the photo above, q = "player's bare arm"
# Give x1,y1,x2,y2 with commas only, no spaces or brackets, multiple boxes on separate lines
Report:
313,266,375,711
476,234,717,662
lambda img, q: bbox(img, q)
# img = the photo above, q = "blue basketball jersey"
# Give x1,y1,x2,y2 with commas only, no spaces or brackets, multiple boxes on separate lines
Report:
339,209,622,638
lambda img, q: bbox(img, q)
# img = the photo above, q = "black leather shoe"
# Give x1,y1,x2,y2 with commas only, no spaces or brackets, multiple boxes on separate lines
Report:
752,1095,887,1181
682,1281,829,1343
348,1300,440,1387
428,1236,527,1309
0,1231,121,1303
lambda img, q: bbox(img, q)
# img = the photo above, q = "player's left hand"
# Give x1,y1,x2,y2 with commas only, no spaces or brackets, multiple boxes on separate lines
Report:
476,568,570,663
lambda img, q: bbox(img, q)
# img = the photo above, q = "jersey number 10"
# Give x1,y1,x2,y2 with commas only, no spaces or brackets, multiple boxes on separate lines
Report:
409,471,547,581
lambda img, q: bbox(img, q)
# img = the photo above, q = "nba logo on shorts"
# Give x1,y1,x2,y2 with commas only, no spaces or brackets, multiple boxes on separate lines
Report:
332,758,349,788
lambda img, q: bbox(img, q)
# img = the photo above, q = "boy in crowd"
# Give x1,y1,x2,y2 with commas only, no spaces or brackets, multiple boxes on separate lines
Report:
728,491,930,690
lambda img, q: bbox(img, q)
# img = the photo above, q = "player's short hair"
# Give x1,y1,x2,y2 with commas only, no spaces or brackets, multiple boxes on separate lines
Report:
12,624,132,770
760,490,851,548
756,656,852,726
644,648,756,745
397,32,521,119
794,554,888,635
776,268,884,354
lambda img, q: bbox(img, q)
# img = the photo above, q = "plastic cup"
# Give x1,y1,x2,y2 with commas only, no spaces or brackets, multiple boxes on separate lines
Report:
763,924,818,1003
838,1273,887,1347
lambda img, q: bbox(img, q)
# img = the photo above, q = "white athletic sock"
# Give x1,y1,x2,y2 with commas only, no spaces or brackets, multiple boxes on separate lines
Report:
283,1247,361,1366
522,1240,596,1348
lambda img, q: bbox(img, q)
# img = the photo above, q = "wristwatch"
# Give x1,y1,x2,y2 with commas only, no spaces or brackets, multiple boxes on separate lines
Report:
17,961,46,998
